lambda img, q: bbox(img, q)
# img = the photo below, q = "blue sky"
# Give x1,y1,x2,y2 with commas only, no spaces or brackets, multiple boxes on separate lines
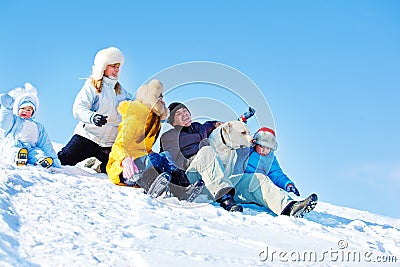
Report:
1,1,399,218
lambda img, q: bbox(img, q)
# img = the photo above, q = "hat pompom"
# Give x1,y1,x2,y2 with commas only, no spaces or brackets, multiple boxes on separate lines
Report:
253,127,278,151
92,47,125,80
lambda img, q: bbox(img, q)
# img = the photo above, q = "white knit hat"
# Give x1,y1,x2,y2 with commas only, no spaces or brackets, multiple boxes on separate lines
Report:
253,127,278,151
91,47,125,80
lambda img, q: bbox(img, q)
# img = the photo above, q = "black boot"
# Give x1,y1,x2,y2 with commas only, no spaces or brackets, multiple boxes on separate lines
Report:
170,179,205,202
135,167,160,192
136,167,171,198
217,193,243,212
282,193,318,218
147,172,172,198
170,168,191,187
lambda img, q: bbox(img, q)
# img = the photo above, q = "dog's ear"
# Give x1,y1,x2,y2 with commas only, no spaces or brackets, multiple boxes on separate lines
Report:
222,122,233,134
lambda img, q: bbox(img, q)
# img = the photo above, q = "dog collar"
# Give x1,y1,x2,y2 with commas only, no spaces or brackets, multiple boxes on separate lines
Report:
220,128,234,150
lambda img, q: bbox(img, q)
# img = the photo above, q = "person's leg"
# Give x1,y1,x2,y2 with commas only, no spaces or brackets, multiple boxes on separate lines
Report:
57,135,97,166
95,146,112,173
234,173,293,215
186,146,234,200
28,147,46,164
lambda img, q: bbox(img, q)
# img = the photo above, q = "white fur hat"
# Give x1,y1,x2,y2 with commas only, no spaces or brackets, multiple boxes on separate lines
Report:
253,127,278,151
92,47,125,80
9,82,40,116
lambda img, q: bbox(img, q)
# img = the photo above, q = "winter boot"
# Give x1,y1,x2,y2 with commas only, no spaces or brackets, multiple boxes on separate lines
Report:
217,193,243,212
170,179,205,202
35,157,54,169
183,179,205,202
147,172,172,198
136,167,160,192
84,157,102,173
170,168,191,187
16,148,28,166
282,193,318,218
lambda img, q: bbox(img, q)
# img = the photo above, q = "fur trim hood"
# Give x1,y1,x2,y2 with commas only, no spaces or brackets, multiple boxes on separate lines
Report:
92,47,125,80
135,79,169,120
8,82,39,117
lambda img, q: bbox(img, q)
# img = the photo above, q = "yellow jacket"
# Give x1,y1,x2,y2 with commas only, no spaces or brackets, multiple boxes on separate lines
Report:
107,100,161,184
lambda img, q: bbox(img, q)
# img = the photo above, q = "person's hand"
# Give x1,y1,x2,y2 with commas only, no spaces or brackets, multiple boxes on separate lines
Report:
122,157,139,179
92,114,108,127
0,93,14,109
239,107,256,123
286,183,300,196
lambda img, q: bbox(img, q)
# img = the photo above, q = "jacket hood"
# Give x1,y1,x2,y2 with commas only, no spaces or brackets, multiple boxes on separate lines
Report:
8,83,39,117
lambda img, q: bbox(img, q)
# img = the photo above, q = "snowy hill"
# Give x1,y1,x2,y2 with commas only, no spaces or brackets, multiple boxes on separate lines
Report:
1,152,399,266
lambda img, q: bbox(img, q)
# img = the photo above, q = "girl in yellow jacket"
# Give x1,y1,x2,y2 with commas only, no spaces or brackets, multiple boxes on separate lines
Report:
107,79,205,200
107,79,168,185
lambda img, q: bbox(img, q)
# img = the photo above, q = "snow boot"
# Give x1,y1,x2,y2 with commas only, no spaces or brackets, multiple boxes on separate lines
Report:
84,157,102,173
136,166,160,191
16,148,28,166
170,179,205,202
35,157,54,169
217,193,243,212
283,193,318,218
170,168,191,187
147,172,172,198
183,179,205,202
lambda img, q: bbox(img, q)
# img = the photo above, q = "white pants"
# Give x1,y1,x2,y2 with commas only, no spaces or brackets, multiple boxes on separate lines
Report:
186,146,293,214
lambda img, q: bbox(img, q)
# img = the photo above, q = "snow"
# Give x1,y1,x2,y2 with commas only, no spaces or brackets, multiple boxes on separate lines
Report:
1,144,399,266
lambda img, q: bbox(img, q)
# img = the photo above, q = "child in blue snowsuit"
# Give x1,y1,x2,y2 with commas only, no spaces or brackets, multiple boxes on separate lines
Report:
0,83,61,168
233,127,317,217
245,127,300,196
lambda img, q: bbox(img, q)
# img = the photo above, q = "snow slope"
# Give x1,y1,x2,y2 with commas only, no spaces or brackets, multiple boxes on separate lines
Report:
1,155,399,266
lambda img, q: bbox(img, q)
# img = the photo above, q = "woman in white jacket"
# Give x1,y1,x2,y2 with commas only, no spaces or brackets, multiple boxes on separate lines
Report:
58,47,132,173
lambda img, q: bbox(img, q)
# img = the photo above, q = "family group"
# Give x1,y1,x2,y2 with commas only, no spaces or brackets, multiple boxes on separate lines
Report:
0,47,317,218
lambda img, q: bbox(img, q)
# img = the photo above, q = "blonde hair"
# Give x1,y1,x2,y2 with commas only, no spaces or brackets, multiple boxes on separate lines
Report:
91,78,122,94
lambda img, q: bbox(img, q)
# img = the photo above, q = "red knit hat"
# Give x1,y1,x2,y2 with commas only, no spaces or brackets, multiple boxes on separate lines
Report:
253,127,278,151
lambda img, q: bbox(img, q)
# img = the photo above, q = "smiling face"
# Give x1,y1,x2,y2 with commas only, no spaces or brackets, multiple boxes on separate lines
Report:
255,143,272,156
103,63,120,78
18,106,34,119
172,107,192,127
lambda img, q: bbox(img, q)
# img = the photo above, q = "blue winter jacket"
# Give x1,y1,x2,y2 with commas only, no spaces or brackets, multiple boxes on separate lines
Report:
234,147,294,190
0,93,61,167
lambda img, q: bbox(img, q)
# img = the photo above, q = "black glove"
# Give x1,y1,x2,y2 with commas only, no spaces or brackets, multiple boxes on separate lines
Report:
286,183,300,196
92,114,108,127
238,107,256,123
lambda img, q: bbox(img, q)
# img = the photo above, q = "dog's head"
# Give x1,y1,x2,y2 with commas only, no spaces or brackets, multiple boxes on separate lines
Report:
218,121,253,149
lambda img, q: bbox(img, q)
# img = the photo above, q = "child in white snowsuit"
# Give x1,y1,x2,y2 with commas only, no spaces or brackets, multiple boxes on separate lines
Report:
0,83,61,168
